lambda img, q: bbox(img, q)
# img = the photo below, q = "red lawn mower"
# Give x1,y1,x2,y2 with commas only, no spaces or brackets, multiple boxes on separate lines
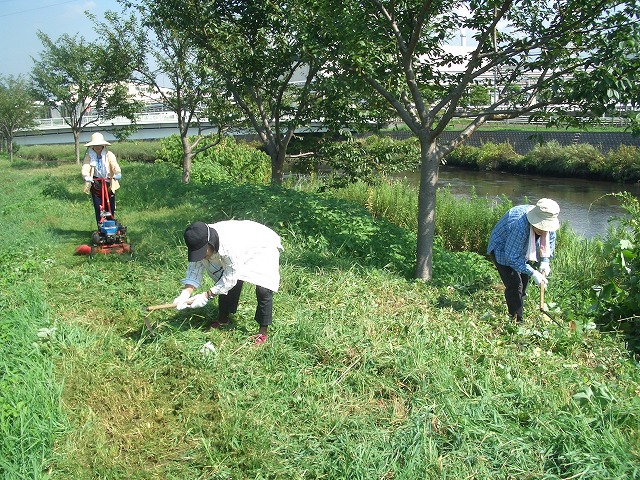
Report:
75,177,132,258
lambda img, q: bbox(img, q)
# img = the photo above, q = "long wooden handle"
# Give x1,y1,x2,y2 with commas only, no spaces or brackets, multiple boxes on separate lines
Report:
145,299,194,312
540,282,545,309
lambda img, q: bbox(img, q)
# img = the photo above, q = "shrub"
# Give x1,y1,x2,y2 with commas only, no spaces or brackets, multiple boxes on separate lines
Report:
591,193,640,358
476,141,521,171
319,135,420,186
522,141,604,178
156,134,270,185
444,144,480,169
603,145,640,182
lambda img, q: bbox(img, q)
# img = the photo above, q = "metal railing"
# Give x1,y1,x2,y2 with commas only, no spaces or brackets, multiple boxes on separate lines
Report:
32,111,181,130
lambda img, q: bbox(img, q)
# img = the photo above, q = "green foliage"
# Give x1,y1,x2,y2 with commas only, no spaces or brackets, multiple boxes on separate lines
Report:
603,145,640,182
436,188,512,253
15,141,161,163
324,179,512,256
522,141,603,178
319,135,420,187
156,135,270,185
445,139,640,182
475,141,520,171
591,193,640,357
0,75,39,160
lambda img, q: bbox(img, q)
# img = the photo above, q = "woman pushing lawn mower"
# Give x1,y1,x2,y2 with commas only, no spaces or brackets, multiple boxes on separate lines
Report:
81,132,121,225
76,132,130,256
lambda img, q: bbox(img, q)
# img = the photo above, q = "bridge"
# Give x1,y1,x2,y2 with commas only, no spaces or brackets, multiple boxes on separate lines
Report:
14,111,206,145
14,111,640,154
13,111,327,146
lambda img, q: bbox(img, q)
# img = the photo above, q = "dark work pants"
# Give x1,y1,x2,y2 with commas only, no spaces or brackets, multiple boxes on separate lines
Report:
91,191,116,226
491,253,530,322
218,280,274,326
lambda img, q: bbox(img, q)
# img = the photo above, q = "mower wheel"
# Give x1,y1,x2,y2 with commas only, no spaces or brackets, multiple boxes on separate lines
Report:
91,231,102,246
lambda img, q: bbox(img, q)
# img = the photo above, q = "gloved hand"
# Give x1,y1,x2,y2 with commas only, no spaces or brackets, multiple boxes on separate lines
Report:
531,270,548,287
188,292,209,309
173,289,191,310
84,176,93,183
539,261,551,276
113,173,122,180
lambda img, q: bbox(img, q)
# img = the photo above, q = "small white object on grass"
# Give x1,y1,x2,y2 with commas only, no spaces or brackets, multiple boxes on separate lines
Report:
199,341,217,355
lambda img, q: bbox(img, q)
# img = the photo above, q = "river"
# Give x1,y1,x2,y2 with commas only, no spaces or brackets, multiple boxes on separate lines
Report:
396,167,640,239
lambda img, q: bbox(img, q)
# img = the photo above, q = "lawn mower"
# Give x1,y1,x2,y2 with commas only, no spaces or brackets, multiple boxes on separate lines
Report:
75,177,132,258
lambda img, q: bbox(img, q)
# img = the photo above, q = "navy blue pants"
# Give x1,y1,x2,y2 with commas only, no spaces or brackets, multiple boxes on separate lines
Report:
91,190,116,225
491,253,530,322
218,280,274,326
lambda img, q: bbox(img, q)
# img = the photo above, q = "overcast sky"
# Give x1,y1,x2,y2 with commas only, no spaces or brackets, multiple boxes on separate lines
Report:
0,0,122,78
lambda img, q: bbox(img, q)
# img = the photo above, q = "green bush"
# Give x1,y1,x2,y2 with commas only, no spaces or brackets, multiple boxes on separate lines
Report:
156,134,270,185
603,145,640,182
319,135,420,186
476,141,521,171
445,144,480,169
591,193,640,358
523,141,603,178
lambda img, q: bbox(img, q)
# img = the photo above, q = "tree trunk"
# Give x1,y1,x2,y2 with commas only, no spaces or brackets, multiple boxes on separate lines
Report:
271,147,287,185
7,134,13,161
414,134,440,281
181,136,193,184
73,130,81,164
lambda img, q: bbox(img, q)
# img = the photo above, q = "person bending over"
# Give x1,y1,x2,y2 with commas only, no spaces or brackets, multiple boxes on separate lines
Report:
174,220,283,345
487,198,560,323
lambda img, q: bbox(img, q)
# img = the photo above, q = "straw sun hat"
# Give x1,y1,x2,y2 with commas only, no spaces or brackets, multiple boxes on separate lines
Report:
526,198,560,232
84,132,111,147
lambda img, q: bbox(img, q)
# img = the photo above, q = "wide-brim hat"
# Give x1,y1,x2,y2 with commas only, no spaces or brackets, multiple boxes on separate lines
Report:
526,198,560,232
184,221,211,262
84,132,111,147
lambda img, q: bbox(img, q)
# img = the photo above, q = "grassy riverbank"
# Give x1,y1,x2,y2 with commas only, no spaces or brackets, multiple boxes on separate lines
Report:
1,157,639,479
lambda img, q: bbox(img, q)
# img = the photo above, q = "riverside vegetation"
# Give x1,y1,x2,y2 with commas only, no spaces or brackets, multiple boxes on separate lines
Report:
1,137,639,479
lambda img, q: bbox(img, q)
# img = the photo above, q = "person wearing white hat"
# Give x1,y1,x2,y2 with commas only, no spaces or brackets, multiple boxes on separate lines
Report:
173,220,284,345
81,132,122,226
487,198,560,323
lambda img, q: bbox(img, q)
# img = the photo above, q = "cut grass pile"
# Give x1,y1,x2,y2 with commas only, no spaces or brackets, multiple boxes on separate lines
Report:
0,157,638,479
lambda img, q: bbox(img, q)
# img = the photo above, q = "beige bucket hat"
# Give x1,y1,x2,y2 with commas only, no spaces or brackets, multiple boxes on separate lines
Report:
526,198,560,232
84,132,111,147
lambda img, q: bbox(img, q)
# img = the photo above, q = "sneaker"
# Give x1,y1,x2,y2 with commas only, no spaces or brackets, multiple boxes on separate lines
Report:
253,333,268,345
207,319,230,330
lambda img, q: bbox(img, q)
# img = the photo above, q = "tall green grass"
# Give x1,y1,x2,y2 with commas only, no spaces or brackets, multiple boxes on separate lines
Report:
1,156,638,479
14,140,161,163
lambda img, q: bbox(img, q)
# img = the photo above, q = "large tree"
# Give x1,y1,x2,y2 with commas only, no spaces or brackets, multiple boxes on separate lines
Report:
139,0,329,184
99,8,239,183
30,31,143,164
0,75,38,161
308,0,640,280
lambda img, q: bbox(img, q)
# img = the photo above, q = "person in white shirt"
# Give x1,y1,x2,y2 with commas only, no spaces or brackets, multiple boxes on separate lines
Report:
80,132,122,226
173,220,283,345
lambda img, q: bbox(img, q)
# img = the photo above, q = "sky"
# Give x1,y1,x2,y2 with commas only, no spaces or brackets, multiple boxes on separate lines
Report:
0,0,122,78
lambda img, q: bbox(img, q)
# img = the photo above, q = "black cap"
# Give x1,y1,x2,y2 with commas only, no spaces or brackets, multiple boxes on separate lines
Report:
184,222,210,262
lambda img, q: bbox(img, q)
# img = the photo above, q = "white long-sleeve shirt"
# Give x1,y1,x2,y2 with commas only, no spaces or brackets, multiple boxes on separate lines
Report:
182,220,283,294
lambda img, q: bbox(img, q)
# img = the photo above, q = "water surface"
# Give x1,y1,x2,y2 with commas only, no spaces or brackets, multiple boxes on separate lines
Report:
397,167,640,238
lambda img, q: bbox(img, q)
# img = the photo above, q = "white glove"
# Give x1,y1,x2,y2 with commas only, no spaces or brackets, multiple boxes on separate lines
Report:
113,173,122,180
84,176,93,182
531,270,548,287
188,292,209,309
539,261,550,276
173,289,191,310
